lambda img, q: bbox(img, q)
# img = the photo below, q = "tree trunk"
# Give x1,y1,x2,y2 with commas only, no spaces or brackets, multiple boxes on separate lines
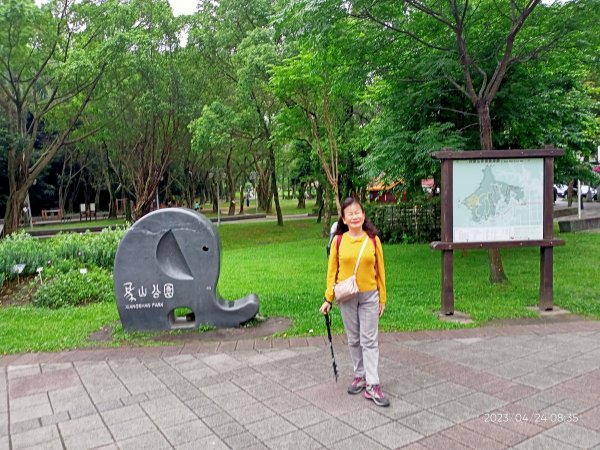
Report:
269,146,283,226
315,183,324,224
185,183,194,210
211,180,219,213
2,188,28,237
125,198,132,222
478,102,508,284
225,152,236,216
102,147,117,219
227,200,236,216
183,170,196,210
257,168,271,212
297,181,306,209
58,155,70,215
478,102,494,152
58,188,66,216
227,178,236,216
58,152,85,216
567,180,574,207
322,182,333,237
239,185,245,214
107,184,116,219
132,196,155,221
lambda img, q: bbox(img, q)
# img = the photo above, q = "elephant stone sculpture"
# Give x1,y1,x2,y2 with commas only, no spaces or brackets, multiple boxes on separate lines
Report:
114,208,259,331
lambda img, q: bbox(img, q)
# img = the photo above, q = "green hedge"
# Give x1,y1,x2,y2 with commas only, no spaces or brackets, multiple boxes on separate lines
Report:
0,233,47,283
49,227,127,268
0,226,127,290
32,266,114,308
364,200,441,244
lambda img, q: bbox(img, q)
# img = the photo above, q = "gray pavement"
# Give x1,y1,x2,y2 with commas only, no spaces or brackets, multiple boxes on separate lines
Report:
2,320,600,449
1,200,599,449
554,197,600,219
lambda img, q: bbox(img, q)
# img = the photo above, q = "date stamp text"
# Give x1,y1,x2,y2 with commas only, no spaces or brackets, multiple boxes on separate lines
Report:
483,412,579,423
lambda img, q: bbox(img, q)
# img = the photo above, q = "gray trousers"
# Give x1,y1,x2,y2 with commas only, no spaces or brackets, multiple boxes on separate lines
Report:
338,290,380,385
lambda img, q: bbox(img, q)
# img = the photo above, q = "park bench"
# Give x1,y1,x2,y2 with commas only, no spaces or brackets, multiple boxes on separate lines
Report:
79,203,97,221
41,208,64,221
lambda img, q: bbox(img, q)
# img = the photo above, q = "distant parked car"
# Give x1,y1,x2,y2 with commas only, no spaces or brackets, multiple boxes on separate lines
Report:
554,184,568,198
580,184,598,200
554,183,598,200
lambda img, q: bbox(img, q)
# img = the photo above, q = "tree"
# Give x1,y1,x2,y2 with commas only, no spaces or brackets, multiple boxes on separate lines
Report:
234,27,285,224
189,102,237,213
0,0,125,236
348,0,593,283
187,0,286,223
91,0,188,220
56,145,87,214
271,16,369,234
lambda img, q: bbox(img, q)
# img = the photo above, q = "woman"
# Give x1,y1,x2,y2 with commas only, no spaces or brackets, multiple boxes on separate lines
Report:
320,197,389,407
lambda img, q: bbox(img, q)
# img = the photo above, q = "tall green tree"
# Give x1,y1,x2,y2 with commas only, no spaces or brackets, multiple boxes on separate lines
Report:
234,27,284,224
188,0,284,222
271,14,371,234
0,0,125,236
350,0,595,283
93,0,188,220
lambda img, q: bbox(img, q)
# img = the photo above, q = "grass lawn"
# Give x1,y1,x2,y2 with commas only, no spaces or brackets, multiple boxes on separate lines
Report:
30,218,127,232
26,198,308,231
1,219,599,354
217,224,600,337
201,197,315,218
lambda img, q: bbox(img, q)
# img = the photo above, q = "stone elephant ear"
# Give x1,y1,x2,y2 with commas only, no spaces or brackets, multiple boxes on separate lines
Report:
156,230,194,280
113,208,259,332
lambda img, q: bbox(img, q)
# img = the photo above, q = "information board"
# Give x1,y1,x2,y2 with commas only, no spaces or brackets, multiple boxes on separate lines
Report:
453,158,544,242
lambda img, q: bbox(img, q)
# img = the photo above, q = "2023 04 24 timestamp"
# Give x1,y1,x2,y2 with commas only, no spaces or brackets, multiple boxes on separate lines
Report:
483,412,579,423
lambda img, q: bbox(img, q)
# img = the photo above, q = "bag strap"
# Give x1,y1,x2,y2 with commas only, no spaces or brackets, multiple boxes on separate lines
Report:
353,237,370,275
336,234,342,253
372,236,378,277
335,234,342,283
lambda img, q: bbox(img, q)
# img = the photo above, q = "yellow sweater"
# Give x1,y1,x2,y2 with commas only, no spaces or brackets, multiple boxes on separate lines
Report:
325,233,387,304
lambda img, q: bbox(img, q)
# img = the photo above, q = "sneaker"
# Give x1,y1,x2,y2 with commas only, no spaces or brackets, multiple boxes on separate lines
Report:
364,384,390,407
347,376,366,395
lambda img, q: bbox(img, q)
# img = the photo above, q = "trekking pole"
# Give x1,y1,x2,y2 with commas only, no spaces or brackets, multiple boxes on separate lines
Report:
324,312,338,382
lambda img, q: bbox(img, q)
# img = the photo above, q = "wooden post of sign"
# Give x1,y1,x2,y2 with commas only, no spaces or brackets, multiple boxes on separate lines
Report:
540,155,555,310
440,158,454,315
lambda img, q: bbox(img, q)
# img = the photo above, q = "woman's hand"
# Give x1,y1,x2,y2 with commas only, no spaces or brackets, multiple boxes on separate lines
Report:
379,303,385,318
320,301,332,315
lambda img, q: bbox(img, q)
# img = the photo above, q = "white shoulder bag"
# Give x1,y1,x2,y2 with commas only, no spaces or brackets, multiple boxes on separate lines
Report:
333,236,369,303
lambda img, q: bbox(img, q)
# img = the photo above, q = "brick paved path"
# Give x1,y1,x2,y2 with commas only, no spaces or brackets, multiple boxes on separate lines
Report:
2,320,600,449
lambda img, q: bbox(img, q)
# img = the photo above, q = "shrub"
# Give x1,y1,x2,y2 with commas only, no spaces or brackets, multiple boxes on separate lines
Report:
50,226,128,269
0,231,48,280
364,199,441,244
0,226,128,286
42,259,80,278
32,266,115,308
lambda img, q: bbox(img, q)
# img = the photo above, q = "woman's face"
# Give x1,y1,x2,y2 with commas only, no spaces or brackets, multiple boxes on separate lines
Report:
342,202,365,231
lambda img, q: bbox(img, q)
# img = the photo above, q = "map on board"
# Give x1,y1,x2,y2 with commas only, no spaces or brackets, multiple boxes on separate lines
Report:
453,158,544,242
